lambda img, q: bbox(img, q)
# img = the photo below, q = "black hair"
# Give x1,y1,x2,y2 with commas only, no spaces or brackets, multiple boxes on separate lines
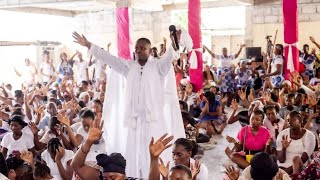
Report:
79,107,89,116
179,100,188,111
47,138,62,159
317,100,320,106
289,110,301,119
170,165,192,178
174,138,198,158
252,109,265,120
93,99,103,107
34,162,51,179
49,116,60,129
43,50,50,55
204,91,215,105
152,47,158,51
14,90,23,98
11,109,24,117
137,38,151,45
250,152,278,180
8,115,27,127
297,88,306,94
287,93,295,99
270,92,279,103
181,111,197,127
81,109,95,120
264,105,279,113
79,100,86,108
303,44,309,49
6,156,24,170
60,52,67,61
0,152,8,177
81,80,89,86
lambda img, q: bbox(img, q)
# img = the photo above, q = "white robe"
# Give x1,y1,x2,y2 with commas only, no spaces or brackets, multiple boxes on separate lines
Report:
90,44,185,178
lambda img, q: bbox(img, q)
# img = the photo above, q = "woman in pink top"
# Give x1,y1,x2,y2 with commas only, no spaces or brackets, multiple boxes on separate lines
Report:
225,109,272,169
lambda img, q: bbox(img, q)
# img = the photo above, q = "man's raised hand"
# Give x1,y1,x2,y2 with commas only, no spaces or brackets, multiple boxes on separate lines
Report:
72,32,91,49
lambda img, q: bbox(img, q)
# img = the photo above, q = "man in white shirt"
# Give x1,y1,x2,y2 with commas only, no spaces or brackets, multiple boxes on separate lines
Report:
14,58,37,86
40,51,55,85
75,52,89,83
73,31,185,179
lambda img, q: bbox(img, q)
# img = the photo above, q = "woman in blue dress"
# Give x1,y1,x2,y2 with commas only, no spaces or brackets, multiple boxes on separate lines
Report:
199,91,225,134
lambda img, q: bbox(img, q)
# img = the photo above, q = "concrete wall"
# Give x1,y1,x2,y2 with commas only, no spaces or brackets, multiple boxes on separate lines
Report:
74,9,171,55
246,0,320,51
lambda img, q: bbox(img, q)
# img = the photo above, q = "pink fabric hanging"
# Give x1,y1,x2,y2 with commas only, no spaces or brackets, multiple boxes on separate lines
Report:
116,7,131,60
188,0,203,92
283,0,299,79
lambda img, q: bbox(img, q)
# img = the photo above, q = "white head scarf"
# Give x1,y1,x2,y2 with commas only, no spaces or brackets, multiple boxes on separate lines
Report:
176,26,193,51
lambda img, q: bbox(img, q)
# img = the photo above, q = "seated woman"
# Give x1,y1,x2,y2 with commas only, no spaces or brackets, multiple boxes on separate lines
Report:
30,116,73,151
0,115,35,158
199,91,225,134
276,111,316,174
64,109,106,162
169,138,208,180
225,152,291,180
41,138,74,180
183,83,198,111
71,118,136,180
225,109,271,169
263,105,286,142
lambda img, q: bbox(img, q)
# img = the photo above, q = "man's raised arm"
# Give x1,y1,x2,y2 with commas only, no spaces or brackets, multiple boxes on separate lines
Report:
72,32,129,76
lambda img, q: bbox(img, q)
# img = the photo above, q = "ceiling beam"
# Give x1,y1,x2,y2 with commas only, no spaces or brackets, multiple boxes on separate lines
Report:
0,0,115,8
0,7,77,17
254,0,280,5
163,0,253,11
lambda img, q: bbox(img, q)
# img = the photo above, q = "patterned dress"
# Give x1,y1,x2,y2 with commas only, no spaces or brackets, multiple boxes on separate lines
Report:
235,67,252,88
216,54,235,93
300,53,316,80
270,55,284,88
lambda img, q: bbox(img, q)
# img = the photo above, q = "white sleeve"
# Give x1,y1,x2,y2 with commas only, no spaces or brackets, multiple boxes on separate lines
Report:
215,55,222,60
0,134,9,148
90,44,130,76
276,130,285,151
157,45,177,76
274,57,283,65
198,164,209,180
309,78,315,86
304,130,316,156
26,134,35,149
230,55,235,60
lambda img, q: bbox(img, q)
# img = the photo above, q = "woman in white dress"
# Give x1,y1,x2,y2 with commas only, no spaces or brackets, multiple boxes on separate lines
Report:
261,44,284,88
276,110,316,174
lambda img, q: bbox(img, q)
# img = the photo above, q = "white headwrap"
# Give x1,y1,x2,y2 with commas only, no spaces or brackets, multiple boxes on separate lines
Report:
176,26,193,51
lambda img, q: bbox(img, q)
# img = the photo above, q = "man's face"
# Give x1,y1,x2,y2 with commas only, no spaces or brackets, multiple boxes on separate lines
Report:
286,97,294,107
25,59,30,66
135,40,151,61
303,46,309,54
266,108,277,122
45,54,50,62
222,48,228,56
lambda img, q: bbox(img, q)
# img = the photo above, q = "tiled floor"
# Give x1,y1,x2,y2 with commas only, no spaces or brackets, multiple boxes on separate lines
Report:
201,107,241,179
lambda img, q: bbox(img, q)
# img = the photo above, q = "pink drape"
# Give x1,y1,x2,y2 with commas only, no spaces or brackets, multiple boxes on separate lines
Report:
188,0,203,92
283,0,299,79
116,7,131,59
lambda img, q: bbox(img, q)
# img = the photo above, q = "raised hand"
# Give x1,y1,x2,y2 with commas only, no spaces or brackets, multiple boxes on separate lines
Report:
28,122,39,135
163,37,167,43
237,90,246,100
310,36,316,43
57,113,70,127
159,157,170,178
55,146,65,162
231,99,238,111
312,48,317,54
72,31,91,49
149,134,174,158
308,95,317,107
20,150,34,165
36,105,45,115
221,96,228,104
226,166,240,180
240,44,246,48
282,135,292,149
87,119,104,143
191,160,201,180
107,42,112,47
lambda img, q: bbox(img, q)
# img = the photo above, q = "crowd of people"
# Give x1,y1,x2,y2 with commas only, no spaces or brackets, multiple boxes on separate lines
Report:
2,29,320,180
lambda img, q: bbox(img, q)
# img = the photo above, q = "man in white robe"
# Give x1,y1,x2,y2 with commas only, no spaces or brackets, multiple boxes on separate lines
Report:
73,32,185,178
